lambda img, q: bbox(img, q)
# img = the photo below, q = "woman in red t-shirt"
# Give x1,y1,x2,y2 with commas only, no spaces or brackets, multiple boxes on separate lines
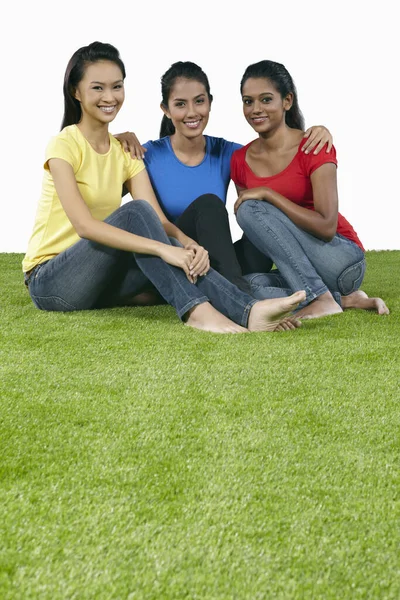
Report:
232,60,388,318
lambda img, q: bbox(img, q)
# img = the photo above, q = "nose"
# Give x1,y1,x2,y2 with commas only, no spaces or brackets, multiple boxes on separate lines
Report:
252,100,263,114
186,101,198,117
102,88,115,103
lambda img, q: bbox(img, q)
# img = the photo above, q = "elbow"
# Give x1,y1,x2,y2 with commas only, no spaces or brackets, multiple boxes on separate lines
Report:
74,219,93,239
321,223,337,243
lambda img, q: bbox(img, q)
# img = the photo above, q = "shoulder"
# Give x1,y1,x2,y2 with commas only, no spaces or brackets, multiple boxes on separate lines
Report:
45,125,82,170
298,139,338,176
204,137,242,168
231,140,252,164
142,136,170,160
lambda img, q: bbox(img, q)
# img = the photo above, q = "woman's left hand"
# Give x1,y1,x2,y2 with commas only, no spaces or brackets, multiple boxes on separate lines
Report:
234,187,269,214
302,125,333,155
185,243,210,281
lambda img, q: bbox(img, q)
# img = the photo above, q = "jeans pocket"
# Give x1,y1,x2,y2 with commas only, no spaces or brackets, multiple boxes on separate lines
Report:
30,294,77,312
338,258,366,295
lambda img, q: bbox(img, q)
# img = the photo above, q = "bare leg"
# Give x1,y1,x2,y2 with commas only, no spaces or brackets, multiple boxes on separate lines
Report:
295,291,343,320
342,290,390,315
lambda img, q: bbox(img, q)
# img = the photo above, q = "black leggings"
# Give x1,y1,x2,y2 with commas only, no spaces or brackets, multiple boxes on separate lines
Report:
175,194,273,290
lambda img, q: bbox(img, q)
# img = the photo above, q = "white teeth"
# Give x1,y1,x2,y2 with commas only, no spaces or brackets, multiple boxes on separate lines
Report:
185,120,200,127
99,106,115,113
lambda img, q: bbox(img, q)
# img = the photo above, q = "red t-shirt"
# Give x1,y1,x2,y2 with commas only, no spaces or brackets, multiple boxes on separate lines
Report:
231,139,364,250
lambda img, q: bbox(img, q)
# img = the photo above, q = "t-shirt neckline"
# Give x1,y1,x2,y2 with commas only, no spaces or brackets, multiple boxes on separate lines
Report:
244,138,305,181
74,125,113,157
166,135,209,168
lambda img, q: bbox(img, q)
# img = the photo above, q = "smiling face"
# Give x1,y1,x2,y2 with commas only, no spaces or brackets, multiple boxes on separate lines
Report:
241,77,292,134
162,78,211,139
74,60,125,125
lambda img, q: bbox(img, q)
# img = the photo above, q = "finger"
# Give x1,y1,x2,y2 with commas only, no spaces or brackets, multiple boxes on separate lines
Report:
303,128,311,139
192,254,209,276
313,140,326,155
326,138,333,153
190,249,207,271
303,132,318,153
140,145,147,160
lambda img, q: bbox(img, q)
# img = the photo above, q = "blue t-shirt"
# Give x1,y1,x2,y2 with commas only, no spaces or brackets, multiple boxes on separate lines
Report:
143,135,242,222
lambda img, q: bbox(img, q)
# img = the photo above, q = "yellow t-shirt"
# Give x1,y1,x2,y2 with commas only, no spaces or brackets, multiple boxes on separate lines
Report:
22,125,145,272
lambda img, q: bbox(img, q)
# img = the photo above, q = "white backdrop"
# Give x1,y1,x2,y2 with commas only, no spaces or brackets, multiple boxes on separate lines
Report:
1,0,398,251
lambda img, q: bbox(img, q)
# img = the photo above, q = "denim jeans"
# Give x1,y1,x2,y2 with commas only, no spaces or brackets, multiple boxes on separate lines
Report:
236,200,366,307
26,200,256,325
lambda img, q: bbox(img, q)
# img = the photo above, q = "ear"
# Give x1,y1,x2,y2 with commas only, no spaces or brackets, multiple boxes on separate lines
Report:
283,92,293,111
74,88,81,103
160,103,171,119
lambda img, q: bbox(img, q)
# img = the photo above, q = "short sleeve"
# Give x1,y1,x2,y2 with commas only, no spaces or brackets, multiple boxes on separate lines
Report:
302,143,338,177
124,153,146,182
230,148,246,188
44,135,80,172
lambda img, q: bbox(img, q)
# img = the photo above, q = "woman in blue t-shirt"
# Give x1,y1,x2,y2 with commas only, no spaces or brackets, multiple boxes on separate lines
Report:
117,61,332,293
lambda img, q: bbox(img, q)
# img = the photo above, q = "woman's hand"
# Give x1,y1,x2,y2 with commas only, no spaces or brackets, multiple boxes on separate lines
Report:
158,244,197,282
114,131,147,160
234,187,269,214
185,243,210,279
302,125,333,155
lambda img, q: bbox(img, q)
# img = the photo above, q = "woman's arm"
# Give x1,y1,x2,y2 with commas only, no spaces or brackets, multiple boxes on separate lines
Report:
125,169,210,277
49,158,196,277
234,163,338,242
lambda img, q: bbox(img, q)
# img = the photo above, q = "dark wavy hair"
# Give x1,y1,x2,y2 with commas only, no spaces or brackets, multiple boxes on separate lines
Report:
61,41,126,130
240,60,305,130
159,61,213,138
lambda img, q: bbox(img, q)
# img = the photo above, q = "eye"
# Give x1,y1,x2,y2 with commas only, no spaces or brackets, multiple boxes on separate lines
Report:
114,84,123,89
175,101,185,108
92,86,102,91
262,97,272,103
243,99,252,105
196,98,205,104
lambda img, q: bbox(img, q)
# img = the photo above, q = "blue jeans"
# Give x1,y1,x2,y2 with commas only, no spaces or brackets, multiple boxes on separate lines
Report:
236,201,366,307
26,200,256,325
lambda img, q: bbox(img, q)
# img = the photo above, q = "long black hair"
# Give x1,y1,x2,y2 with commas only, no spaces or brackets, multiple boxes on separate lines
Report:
61,41,126,130
159,61,213,138
240,60,305,130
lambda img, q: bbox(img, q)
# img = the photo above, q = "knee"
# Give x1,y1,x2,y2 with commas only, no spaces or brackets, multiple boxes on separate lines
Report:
236,200,258,228
121,199,157,218
190,194,227,214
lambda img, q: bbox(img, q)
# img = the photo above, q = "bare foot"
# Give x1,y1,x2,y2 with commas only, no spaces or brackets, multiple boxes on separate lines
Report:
247,291,306,332
295,291,342,320
185,302,248,334
342,290,390,315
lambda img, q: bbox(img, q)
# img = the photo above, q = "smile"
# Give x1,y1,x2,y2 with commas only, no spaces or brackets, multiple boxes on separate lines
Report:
251,116,268,124
184,119,201,129
98,106,117,113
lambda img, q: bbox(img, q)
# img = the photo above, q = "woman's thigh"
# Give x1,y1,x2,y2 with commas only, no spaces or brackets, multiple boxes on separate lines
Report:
238,201,365,294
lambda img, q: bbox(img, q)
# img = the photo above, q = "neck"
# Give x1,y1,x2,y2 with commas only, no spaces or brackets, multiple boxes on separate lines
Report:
256,124,291,152
77,117,110,148
170,131,206,155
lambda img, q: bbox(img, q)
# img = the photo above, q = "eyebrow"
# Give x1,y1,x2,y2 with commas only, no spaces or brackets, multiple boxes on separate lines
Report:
242,92,274,98
90,80,124,85
172,93,206,101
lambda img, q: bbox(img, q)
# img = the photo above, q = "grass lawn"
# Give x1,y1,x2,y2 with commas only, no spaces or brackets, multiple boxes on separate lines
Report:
1,251,399,599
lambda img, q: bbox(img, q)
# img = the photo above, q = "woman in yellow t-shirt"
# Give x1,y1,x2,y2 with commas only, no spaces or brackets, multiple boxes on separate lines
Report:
23,41,306,333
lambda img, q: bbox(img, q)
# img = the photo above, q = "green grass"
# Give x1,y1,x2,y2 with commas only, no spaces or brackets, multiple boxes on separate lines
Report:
1,251,399,599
